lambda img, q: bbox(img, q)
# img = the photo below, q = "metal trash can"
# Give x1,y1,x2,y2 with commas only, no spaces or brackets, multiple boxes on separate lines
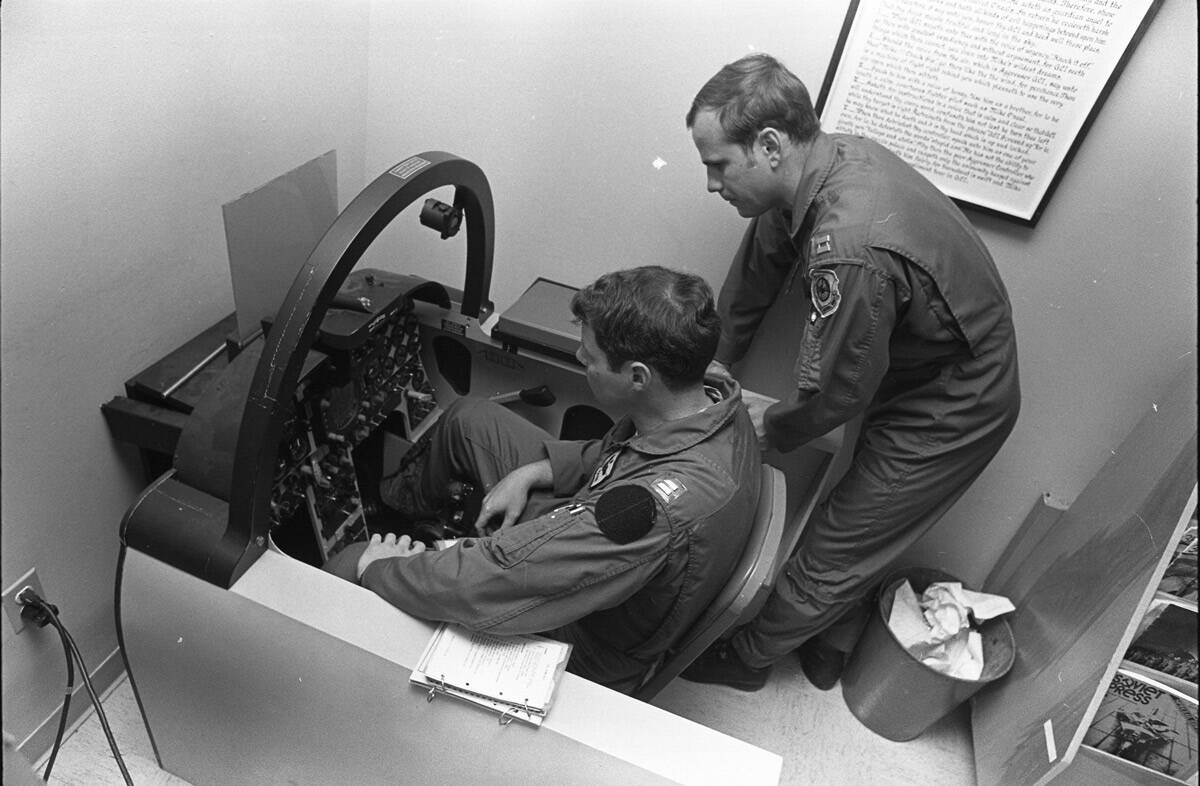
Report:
840,567,1015,742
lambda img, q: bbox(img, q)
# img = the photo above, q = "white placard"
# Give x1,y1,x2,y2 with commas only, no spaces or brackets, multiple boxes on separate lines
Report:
817,0,1162,224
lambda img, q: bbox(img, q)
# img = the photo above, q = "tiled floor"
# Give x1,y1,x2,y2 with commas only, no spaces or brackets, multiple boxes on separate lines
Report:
32,658,975,785
34,674,189,786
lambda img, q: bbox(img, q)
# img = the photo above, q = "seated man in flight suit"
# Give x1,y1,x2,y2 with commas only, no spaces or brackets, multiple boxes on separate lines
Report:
325,265,762,695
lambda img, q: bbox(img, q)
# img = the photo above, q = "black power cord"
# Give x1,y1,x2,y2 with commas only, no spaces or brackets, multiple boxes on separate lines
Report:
17,588,134,786
39,616,74,782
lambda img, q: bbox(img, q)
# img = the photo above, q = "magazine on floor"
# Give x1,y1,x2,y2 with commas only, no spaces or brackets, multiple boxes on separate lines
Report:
1125,596,1199,689
1083,668,1198,781
1158,521,1198,602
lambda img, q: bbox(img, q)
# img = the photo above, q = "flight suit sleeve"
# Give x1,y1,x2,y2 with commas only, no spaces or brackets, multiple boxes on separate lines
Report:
359,501,669,635
764,253,898,452
716,213,799,365
542,438,606,495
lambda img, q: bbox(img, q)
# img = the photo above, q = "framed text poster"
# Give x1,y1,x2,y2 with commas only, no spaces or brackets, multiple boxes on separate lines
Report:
815,0,1163,225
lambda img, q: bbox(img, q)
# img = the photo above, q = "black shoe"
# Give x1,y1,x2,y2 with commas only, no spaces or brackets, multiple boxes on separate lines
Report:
679,640,770,692
797,638,845,691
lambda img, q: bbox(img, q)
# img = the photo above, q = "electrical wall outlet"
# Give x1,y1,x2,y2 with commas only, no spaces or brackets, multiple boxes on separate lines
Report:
2,568,47,634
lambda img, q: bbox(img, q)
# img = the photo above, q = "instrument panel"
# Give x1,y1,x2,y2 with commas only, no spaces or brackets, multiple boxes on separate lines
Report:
263,270,443,561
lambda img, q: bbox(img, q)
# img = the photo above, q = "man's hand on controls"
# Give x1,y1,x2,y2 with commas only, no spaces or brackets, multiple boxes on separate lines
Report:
474,459,553,535
356,533,426,580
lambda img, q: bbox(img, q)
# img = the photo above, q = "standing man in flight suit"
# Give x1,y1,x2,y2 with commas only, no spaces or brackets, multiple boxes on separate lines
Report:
325,265,762,695
679,53,1021,691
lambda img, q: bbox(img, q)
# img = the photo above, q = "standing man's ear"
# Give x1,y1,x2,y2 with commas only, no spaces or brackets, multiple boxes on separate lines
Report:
757,128,783,166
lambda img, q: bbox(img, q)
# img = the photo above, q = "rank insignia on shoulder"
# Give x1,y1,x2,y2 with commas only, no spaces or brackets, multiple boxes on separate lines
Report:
589,450,620,489
651,477,686,504
811,233,833,257
810,269,842,318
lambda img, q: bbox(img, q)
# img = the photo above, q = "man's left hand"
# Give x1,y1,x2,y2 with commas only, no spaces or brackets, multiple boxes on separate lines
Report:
474,459,552,534
742,389,779,449
706,359,735,383
357,533,426,580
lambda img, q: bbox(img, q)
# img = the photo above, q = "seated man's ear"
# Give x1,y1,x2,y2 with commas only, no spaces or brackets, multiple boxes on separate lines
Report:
628,361,651,391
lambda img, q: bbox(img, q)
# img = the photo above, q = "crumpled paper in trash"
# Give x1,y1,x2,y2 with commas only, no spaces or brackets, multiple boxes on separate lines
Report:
886,580,1015,680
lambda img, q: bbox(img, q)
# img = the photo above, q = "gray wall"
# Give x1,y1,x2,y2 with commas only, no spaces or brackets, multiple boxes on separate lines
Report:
2,0,1196,756
1,0,371,751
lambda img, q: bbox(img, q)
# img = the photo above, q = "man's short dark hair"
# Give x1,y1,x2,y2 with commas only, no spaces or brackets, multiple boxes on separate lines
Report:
686,53,819,149
570,266,720,391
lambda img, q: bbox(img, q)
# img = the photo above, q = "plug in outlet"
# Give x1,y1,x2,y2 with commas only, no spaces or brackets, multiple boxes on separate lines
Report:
3,568,48,634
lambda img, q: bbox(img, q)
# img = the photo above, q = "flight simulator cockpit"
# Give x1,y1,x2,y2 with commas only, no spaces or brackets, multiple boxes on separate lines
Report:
106,151,612,585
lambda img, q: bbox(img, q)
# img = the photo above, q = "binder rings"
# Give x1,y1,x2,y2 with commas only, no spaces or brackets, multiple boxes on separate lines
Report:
410,623,572,726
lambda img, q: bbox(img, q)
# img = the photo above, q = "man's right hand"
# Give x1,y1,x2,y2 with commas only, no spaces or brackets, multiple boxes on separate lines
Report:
356,533,425,580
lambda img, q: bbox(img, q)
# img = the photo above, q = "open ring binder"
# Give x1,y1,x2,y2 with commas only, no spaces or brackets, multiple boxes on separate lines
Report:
410,623,572,728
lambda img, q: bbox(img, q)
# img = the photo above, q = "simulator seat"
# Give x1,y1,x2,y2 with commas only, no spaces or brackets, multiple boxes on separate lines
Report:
634,463,787,701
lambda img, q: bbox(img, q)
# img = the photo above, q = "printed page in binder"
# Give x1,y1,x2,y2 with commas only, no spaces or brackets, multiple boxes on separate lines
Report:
410,623,572,727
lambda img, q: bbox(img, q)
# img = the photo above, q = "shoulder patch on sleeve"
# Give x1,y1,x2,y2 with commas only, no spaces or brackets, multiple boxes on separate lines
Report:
810,268,842,318
595,485,657,544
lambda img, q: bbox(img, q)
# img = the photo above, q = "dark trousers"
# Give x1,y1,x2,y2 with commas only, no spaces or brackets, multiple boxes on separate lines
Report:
734,344,1020,667
326,397,561,571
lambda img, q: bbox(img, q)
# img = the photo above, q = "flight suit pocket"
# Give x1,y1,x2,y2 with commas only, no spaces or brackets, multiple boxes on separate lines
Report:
794,320,825,395
484,506,581,568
